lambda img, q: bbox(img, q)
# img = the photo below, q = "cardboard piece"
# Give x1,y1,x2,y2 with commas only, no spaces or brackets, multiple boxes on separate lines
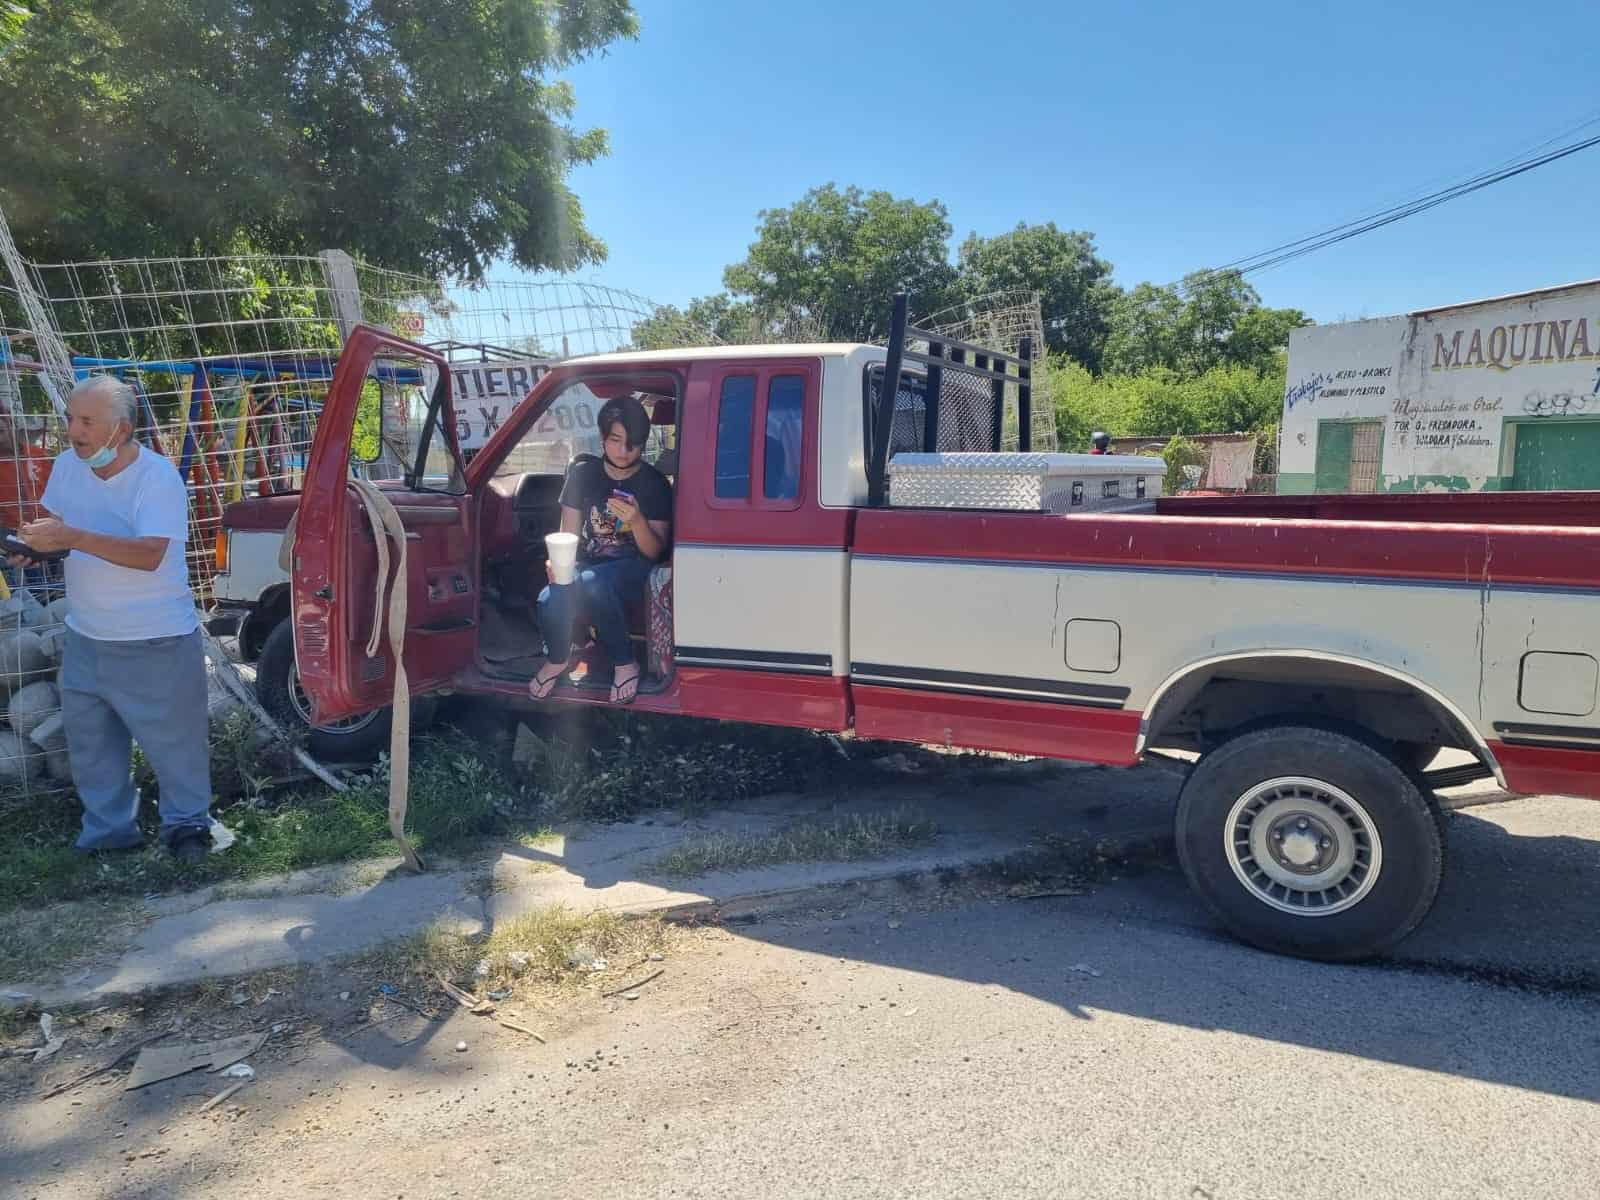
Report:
124,1032,267,1090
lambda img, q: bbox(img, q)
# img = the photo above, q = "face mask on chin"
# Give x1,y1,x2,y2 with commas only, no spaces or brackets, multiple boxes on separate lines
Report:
80,432,121,470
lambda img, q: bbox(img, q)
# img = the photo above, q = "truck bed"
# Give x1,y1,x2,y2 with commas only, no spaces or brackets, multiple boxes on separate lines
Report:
1157,490,1600,527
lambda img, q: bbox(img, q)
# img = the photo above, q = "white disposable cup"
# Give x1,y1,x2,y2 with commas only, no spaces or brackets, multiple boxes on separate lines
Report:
545,532,579,585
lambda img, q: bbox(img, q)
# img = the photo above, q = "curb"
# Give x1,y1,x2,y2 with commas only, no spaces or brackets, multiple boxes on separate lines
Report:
652,824,1176,927
6,826,1178,1012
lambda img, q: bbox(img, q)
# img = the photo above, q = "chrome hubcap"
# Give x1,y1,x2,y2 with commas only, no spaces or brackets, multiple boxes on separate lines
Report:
1225,777,1383,917
288,667,380,734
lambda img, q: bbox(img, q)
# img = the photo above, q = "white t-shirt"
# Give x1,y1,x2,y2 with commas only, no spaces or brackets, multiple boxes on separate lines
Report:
40,446,197,640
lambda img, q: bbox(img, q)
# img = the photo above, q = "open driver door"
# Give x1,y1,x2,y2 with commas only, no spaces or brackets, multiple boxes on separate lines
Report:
290,326,478,727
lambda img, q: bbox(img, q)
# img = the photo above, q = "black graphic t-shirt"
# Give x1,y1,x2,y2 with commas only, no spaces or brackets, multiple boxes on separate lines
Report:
558,456,673,562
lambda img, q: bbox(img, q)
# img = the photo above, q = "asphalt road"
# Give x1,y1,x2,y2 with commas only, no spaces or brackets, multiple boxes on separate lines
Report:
6,796,1597,1200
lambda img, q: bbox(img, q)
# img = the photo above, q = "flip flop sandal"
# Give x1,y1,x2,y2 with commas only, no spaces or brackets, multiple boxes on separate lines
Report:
528,661,568,700
609,664,641,706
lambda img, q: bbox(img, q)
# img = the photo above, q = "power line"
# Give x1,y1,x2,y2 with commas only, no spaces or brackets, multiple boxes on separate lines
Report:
1176,121,1600,295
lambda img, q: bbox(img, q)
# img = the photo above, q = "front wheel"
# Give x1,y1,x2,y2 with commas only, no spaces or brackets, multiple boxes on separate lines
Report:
1175,725,1444,961
255,620,392,761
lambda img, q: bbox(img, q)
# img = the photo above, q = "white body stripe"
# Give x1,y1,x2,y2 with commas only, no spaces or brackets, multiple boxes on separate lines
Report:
672,545,850,675
850,555,1600,743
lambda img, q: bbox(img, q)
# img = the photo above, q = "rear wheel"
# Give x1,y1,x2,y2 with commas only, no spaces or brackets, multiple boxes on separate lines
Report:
1175,724,1444,961
256,620,392,761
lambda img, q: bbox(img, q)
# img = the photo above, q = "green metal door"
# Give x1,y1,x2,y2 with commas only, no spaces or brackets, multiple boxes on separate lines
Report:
1314,420,1383,493
1509,421,1600,491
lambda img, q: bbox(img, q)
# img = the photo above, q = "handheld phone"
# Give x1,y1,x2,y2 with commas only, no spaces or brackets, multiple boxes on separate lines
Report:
0,530,68,564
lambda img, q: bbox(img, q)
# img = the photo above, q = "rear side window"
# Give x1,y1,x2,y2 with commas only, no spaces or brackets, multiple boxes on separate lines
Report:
764,375,804,500
714,376,755,498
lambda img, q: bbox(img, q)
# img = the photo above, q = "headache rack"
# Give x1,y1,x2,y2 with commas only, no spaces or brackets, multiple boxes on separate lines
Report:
865,292,1034,506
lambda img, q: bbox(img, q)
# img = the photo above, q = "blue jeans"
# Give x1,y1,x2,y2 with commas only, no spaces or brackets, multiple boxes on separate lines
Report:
59,627,212,850
537,556,654,668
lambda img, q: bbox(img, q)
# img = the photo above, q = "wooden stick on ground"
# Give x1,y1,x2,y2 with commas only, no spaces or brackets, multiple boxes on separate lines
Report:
601,968,663,999
496,1019,545,1043
197,1081,249,1113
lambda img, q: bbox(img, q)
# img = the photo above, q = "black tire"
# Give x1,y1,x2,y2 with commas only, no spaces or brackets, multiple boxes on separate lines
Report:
255,620,392,761
1175,724,1445,962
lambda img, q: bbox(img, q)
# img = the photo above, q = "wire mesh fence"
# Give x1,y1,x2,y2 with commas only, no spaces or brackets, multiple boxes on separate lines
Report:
0,229,699,794
920,289,1058,452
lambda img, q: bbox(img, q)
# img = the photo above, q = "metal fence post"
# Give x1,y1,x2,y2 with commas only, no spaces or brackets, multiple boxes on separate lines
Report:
319,249,365,341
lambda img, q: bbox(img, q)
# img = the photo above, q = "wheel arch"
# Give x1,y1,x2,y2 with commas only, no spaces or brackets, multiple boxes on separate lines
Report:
1138,650,1506,789
238,584,292,662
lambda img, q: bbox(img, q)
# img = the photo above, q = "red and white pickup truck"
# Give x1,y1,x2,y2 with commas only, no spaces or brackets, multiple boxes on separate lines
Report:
223,302,1600,962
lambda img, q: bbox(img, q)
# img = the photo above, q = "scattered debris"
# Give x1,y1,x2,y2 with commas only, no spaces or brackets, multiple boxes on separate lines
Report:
622,992,641,1001
590,958,609,972
473,959,491,980
887,920,902,930
124,1032,266,1090
873,752,921,773
1,988,33,1003
198,1081,249,1113
1067,963,1103,978
207,817,237,853
647,953,665,963
40,1031,172,1100
601,968,663,1000
339,992,351,1002
34,1012,64,1062
454,1041,468,1053
566,943,598,969
506,951,532,976
436,975,494,1014
220,1063,256,1080
1008,886,1087,900
486,989,512,1002
496,1019,545,1043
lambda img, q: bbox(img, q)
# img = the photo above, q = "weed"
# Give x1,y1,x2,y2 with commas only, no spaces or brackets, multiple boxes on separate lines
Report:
0,728,516,916
388,905,676,997
651,807,938,878
514,711,871,822
0,897,145,982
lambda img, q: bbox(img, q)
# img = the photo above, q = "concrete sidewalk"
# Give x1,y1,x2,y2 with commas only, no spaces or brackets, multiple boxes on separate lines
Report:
10,758,1182,1009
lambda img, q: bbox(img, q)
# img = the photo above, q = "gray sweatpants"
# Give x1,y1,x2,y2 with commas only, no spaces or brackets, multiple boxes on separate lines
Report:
60,627,212,851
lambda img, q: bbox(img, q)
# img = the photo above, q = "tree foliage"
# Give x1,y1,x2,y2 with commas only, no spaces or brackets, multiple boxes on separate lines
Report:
722,185,957,342
1048,355,1287,452
0,0,637,278
1102,269,1306,376
955,223,1118,370
0,1,29,55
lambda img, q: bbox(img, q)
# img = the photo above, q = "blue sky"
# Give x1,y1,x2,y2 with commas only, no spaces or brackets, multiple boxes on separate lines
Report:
541,0,1600,325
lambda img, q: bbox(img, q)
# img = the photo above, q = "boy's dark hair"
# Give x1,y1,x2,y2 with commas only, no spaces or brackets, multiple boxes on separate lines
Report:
598,395,651,450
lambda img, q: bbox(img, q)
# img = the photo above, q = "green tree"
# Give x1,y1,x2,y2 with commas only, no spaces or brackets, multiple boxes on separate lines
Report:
0,0,637,278
1048,354,1286,448
631,294,765,349
1102,282,1187,376
1103,269,1306,376
0,2,29,54
955,223,1118,370
722,184,957,342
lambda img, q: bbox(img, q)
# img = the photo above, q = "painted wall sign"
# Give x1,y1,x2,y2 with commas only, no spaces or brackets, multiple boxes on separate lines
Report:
1282,281,1600,491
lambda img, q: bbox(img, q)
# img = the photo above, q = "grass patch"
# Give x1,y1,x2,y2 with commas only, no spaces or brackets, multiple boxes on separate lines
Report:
377,904,676,999
514,711,877,823
0,728,519,917
0,897,145,983
651,808,938,878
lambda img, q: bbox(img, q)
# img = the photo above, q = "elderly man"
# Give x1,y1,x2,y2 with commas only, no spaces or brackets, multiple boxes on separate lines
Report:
17,377,213,862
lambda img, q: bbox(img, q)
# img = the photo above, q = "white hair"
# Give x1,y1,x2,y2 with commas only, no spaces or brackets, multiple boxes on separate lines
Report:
70,376,137,428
